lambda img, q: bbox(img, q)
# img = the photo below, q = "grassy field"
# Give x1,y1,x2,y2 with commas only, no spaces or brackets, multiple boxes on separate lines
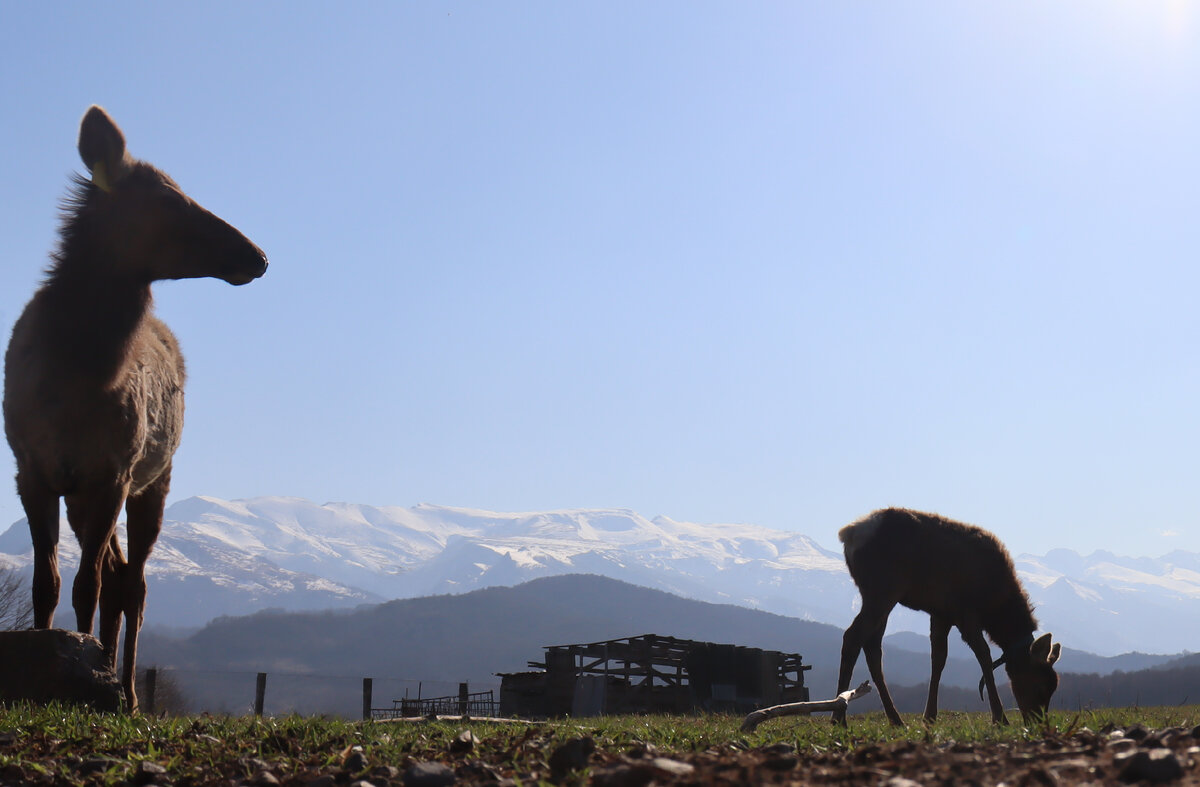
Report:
0,704,1196,785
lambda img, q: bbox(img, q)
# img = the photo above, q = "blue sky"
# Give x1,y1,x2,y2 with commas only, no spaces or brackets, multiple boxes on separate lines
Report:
2,2,1199,557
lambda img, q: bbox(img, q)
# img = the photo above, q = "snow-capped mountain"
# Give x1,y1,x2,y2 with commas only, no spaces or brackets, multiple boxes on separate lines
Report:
0,496,1196,656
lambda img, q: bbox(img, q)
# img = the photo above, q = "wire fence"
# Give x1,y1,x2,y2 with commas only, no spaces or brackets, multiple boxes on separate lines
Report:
139,666,501,720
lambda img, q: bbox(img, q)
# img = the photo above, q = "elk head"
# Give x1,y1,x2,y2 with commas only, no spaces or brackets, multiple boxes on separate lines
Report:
980,632,1061,723
75,106,268,286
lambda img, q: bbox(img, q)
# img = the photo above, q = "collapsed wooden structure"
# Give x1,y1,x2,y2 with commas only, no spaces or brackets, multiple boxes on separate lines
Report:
498,633,811,718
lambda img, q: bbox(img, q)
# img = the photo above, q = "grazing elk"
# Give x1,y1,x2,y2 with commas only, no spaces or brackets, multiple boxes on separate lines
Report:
833,508,1060,726
3,106,267,712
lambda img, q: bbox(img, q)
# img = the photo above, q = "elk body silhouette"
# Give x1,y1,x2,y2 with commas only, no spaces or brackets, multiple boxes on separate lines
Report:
3,107,267,711
834,508,1061,726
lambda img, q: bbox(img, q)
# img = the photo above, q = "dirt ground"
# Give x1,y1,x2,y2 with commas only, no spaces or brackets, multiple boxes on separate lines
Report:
427,723,1200,786
4,721,1199,786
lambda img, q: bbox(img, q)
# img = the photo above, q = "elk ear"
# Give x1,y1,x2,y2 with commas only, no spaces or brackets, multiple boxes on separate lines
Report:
78,106,130,193
1048,642,1061,666
1030,633,1055,663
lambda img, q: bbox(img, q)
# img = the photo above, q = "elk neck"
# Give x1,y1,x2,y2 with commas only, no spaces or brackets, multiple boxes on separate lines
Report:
38,254,155,383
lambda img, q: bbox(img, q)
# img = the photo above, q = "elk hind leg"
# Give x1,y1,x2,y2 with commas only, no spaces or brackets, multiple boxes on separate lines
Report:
862,615,903,726
65,486,126,649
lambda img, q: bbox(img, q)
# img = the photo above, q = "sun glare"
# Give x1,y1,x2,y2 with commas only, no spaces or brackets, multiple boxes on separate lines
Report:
1163,0,1192,45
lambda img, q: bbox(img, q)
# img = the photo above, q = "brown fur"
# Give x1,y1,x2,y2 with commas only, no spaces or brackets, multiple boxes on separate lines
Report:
3,106,267,712
834,508,1061,726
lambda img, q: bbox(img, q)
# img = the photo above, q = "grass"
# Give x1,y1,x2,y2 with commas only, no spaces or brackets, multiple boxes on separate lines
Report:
0,704,1195,786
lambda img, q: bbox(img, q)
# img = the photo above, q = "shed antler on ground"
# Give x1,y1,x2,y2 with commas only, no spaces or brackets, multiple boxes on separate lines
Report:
740,681,873,732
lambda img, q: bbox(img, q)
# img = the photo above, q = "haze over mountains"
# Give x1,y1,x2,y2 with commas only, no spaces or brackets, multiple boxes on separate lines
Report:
1,495,1196,656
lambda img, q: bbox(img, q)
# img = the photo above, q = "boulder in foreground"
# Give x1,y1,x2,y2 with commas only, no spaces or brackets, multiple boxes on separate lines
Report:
0,630,122,712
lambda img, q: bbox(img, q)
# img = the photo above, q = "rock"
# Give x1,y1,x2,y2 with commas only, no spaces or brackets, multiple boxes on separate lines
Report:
626,741,657,758
370,765,401,781
133,760,169,786
1017,766,1058,787
549,736,595,779
449,729,478,753
249,770,280,786
591,765,653,787
0,630,122,711
403,761,456,787
647,758,694,778
1115,749,1184,783
762,754,798,771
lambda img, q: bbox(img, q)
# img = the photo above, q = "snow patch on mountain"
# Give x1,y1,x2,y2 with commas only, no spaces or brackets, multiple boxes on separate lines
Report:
0,496,1196,655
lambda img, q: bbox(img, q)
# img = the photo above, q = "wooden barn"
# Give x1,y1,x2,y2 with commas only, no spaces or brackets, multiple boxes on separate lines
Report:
498,633,811,718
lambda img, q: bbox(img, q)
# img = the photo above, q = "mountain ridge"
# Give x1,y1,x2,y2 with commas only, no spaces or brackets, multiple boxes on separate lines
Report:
1,495,1196,656
136,574,1200,717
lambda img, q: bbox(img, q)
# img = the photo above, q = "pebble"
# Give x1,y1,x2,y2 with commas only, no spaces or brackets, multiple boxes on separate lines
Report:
760,742,796,756
404,761,456,787
302,775,335,787
590,764,644,787
882,778,922,787
342,750,368,773
77,757,124,776
449,729,479,753
1115,749,1183,784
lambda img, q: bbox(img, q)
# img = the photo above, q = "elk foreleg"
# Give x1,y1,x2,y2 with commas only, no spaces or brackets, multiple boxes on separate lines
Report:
18,473,60,629
863,619,903,726
962,625,1008,724
120,474,167,714
924,615,951,722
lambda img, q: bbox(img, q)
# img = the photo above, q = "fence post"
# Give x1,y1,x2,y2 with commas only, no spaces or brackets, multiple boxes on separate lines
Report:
145,668,157,716
255,672,267,717
363,678,373,721
458,682,469,716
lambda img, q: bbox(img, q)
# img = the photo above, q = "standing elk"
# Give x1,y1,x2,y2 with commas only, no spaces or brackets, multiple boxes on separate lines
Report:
833,507,1060,726
3,106,267,711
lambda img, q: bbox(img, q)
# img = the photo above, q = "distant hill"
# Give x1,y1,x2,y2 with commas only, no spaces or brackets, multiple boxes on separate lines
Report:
135,574,1196,718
